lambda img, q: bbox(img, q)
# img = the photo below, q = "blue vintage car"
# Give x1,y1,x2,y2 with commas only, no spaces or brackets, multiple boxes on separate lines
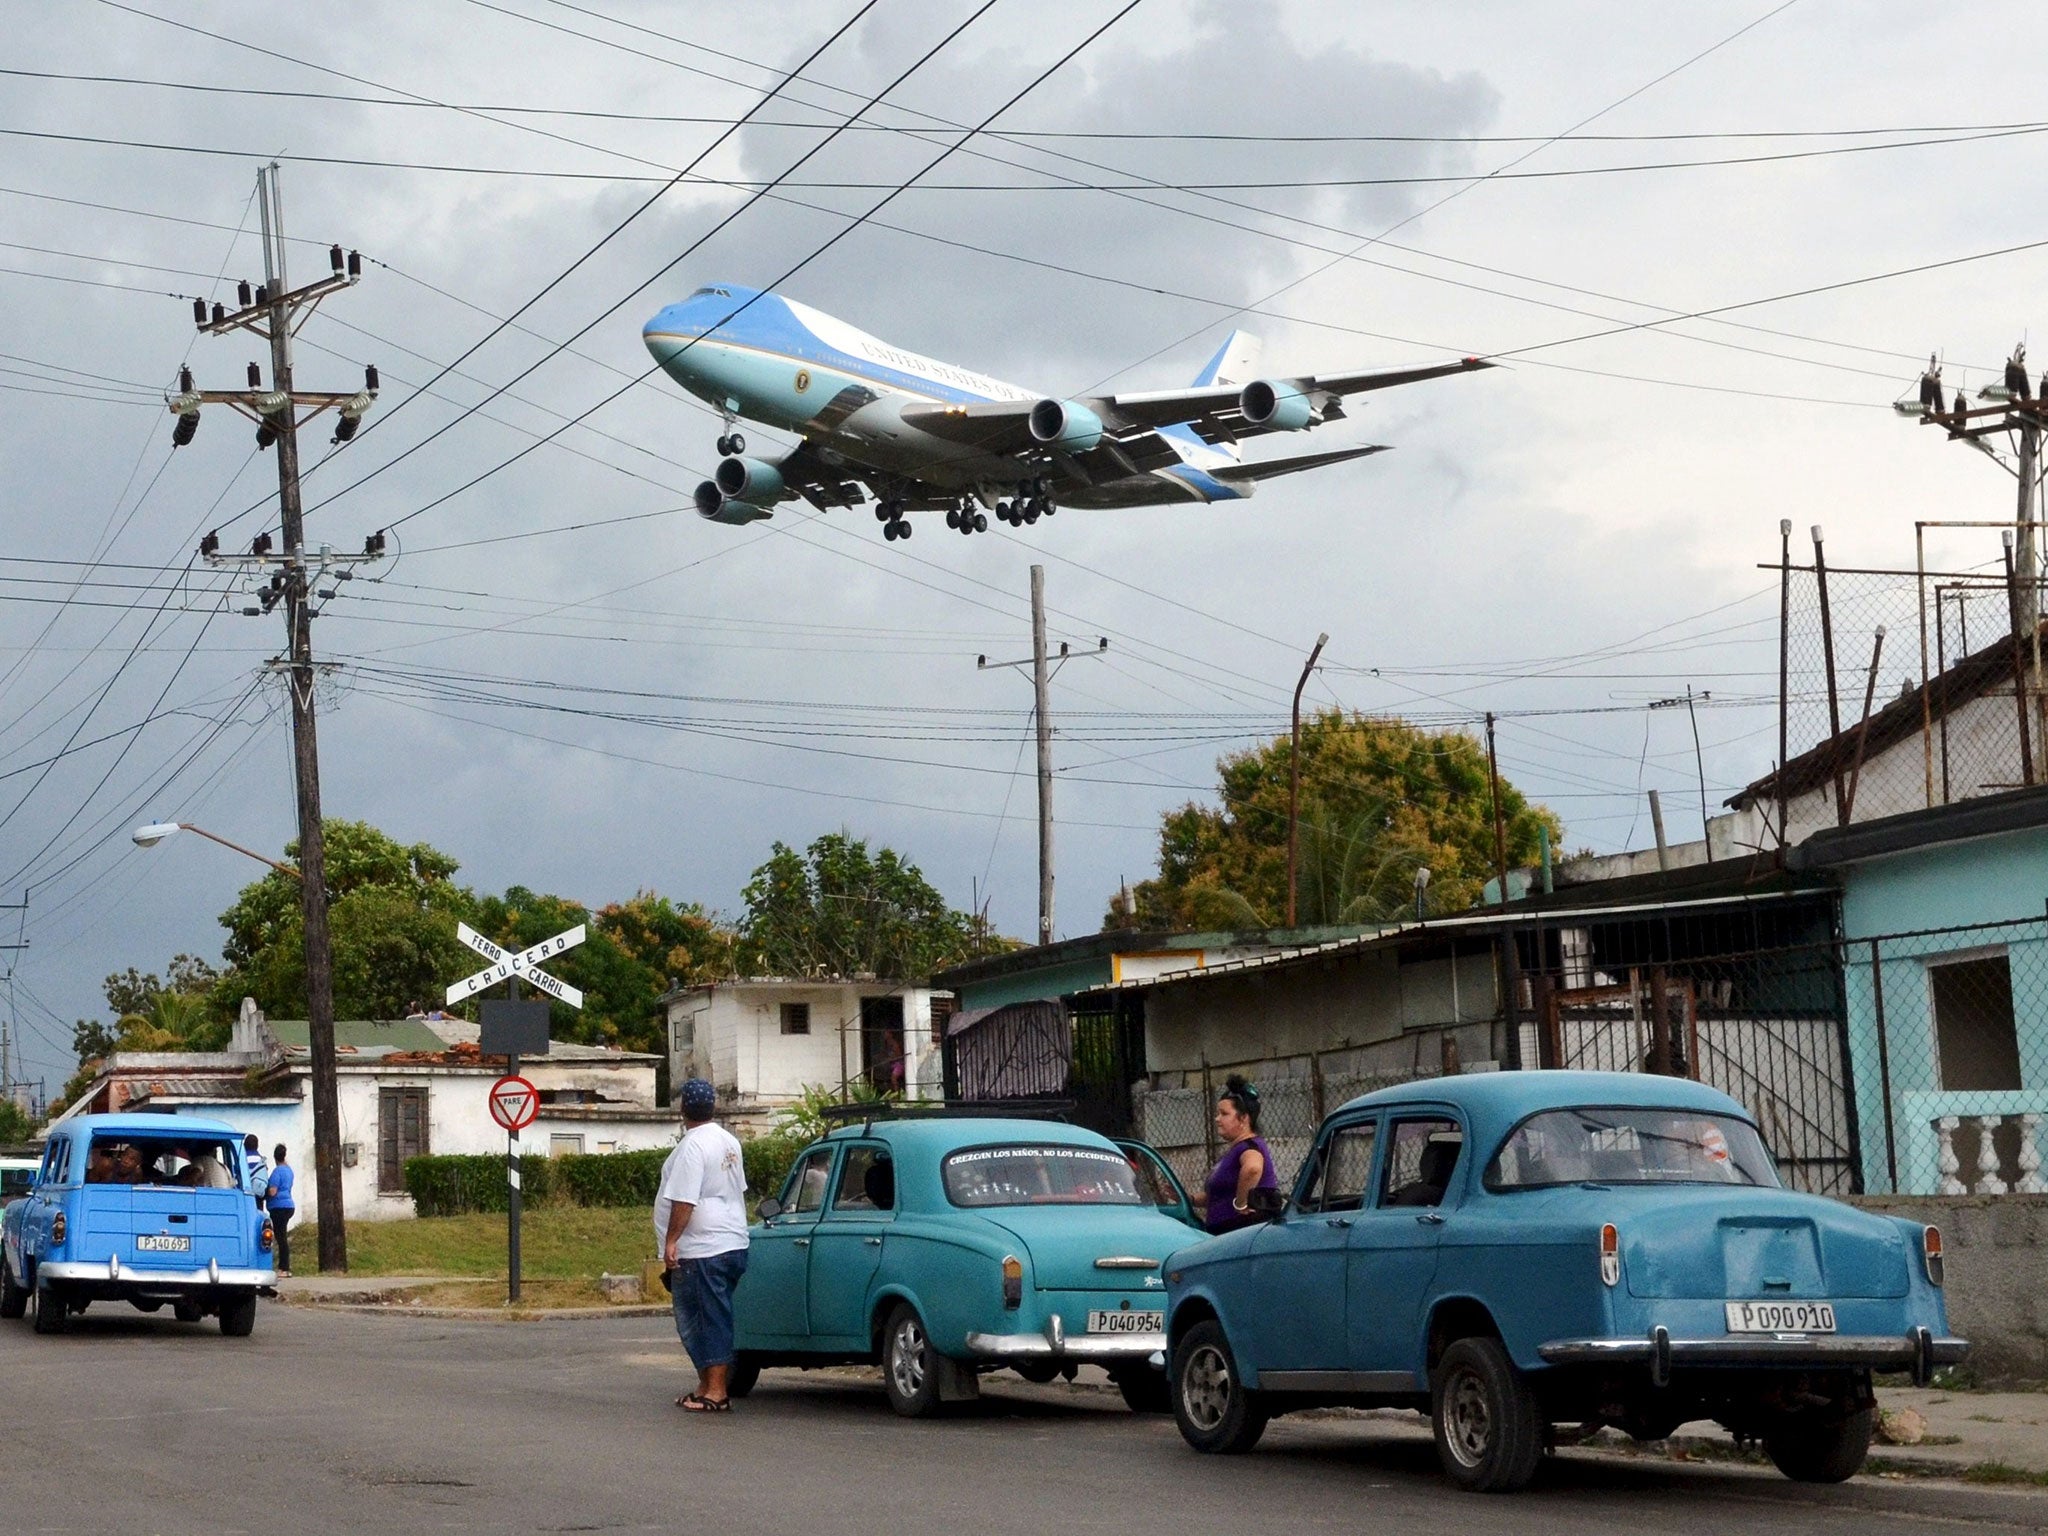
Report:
2,1113,277,1336
1164,1072,1964,1491
731,1115,1196,1415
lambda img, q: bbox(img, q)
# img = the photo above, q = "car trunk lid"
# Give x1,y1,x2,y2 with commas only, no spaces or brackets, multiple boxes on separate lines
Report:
1617,1187,1908,1299
977,1206,1186,1292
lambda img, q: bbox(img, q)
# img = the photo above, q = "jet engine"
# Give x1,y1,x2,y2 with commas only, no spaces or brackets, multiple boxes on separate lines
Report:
694,481,774,524
1238,379,1314,432
715,455,784,503
1028,398,1104,454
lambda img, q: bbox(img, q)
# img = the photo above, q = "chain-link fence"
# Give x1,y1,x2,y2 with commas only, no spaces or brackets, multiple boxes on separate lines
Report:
1850,915,2048,1196
1773,531,2043,831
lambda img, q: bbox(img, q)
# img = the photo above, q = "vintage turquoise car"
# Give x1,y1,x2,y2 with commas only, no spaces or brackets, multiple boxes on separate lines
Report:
2,1113,276,1336
1164,1072,1964,1492
731,1114,1196,1416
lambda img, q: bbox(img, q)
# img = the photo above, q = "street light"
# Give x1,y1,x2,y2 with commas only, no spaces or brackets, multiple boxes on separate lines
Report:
132,820,300,879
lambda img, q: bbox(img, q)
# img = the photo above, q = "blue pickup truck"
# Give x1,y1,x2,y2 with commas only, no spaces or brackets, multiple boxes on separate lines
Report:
1,1113,277,1336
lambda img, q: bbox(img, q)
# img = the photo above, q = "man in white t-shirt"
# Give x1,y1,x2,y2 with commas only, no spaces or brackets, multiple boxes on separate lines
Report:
656,1077,751,1412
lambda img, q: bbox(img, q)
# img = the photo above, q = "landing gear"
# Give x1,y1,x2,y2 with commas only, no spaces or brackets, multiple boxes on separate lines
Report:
714,430,747,458
1001,481,1054,525
876,497,912,541
952,498,987,536
884,515,913,541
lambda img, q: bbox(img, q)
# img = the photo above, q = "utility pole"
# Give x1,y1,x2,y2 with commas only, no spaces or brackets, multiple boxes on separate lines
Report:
0,896,25,1105
1286,632,1330,929
1649,687,1712,860
977,566,1105,947
1484,712,1510,907
176,164,382,1273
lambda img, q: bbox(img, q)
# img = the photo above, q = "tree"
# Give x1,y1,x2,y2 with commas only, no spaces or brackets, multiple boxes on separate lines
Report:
1117,711,1564,930
212,820,477,1024
738,833,980,980
0,1096,33,1144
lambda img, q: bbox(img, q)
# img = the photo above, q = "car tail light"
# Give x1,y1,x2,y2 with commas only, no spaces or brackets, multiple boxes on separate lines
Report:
1001,1254,1022,1308
1923,1225,1943,1287
1599,1223,1619,1286
50,1213,66,1244
260,1219,275,1254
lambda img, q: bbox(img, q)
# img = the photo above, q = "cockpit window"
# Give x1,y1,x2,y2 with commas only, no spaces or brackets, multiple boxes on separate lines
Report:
688,285,733,299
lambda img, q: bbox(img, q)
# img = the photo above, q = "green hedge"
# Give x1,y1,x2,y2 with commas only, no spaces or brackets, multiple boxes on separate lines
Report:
404,1135,811,1218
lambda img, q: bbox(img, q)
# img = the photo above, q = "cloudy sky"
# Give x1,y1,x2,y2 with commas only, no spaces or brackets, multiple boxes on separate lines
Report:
3,0,2044,1092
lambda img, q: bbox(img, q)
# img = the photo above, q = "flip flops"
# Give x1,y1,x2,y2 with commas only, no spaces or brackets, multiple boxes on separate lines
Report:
676,1393,731,1413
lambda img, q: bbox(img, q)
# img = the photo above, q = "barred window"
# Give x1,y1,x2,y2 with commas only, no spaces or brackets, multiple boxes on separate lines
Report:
780,1002,811,1036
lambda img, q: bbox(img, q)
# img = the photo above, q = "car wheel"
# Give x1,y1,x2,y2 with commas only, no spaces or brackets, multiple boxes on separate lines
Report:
882,1302,944,1418
0,1259,26,1320
1115,1367,1172,1414
726,1352,762,1400
173,1300,205,1324
1764,1404,1874,1483
1171,1320,1268,1453
1431,1336,1544,1492
218,1291,257,1338
31,1278,68,1336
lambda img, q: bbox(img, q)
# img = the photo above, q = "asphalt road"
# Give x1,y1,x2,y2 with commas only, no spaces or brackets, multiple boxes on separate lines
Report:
5,1301,2046,1536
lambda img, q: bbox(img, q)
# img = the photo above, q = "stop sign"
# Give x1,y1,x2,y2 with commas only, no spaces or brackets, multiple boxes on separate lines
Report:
488,1074,539,1133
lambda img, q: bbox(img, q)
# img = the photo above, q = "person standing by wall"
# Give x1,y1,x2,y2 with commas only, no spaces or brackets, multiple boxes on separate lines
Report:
1191,1075,1279,1235
265,1145,297,1276
243,1135,270,1208
656,1079,751,1413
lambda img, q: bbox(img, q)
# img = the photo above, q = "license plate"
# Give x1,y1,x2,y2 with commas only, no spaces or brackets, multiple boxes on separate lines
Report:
136,1234,191,1253
1087,1308,1162,1334
1725,1300,1835,1334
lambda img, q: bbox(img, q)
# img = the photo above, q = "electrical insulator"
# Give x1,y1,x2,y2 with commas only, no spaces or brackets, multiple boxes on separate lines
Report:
364,529,387,557
333,415,359,444
200,530,220,558
192,298,208,325
251,532,273,557
179,367,194,394
347,250,361,278
237,280,253,307
247,362,261,389
329,244,344,273
256,421,278,450
254,283,268,305
171,411,199,447
364,364,380,394
211,303,226,325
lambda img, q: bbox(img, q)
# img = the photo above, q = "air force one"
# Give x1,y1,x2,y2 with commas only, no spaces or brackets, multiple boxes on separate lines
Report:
642,284,1492,541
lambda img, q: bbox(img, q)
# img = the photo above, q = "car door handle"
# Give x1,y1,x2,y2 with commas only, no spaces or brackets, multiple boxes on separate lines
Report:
792,1238,810,1248
1324,1217,1353,1228
1415,1212,1445,1226
863,1237,883,1246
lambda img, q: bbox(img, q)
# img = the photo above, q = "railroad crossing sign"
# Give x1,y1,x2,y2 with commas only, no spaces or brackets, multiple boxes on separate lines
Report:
447,921,586,1007
487,1074,540,1133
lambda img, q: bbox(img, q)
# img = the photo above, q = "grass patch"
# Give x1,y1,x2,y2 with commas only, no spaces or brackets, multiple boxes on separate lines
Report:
293,1206,654,1279
1961,1461,2048,1487
408,1278,658,1310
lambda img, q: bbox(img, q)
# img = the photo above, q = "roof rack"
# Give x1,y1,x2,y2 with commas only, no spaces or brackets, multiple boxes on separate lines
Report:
816,1097,1074,1132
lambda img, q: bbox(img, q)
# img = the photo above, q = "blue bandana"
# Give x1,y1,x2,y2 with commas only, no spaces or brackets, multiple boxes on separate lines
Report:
680,1078,717,1115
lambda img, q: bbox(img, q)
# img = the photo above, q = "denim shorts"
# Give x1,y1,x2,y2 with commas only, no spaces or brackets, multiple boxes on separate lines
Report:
671,1247,750,1368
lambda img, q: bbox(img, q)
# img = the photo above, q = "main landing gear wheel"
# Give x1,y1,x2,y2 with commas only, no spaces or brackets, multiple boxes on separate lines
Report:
946,508,961,529
974,512,988,533
884,518,912,541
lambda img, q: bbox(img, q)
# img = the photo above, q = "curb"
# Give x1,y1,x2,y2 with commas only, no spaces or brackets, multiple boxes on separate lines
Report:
281,1296,671,1322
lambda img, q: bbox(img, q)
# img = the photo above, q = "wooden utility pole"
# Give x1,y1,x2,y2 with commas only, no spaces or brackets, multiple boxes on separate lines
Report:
1286,632,1329,929
977,568,1105,948
181,164,381,1273
1485,712,1510,906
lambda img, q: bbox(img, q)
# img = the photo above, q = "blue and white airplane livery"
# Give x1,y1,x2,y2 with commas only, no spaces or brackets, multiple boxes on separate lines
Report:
642,284,1491,541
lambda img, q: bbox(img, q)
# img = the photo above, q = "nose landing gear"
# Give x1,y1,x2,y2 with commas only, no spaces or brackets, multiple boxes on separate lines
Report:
714,430,746,458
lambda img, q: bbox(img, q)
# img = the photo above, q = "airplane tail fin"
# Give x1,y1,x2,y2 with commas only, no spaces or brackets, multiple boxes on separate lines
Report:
1192,329,1263,389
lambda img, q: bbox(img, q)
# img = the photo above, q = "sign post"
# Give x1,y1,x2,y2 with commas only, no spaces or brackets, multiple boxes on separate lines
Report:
452,922,583,1305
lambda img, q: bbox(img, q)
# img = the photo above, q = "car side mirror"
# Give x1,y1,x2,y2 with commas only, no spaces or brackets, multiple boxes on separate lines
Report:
1246,1187,1286,1221
756,1196,783,1221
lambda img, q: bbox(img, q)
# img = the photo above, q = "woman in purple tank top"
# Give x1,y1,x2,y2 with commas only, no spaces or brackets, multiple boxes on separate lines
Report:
1196,1075,1279,1235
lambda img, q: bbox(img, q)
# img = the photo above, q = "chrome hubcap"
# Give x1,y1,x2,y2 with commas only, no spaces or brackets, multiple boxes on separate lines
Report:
1181,1344,1233,1431
889,1316,927,1399
1444,1367,1492,1468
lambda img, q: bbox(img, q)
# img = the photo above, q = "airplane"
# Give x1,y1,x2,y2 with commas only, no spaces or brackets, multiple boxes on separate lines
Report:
641,283,1492,541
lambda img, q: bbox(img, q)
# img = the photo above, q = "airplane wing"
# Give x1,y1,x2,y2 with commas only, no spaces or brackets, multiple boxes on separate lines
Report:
762,438,868,510
1208,443,1391,483
897,355,1492,461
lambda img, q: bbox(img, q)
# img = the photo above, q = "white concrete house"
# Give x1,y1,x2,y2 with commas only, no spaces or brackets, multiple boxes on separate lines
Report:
659,978,952,1129
55,1003,675,1223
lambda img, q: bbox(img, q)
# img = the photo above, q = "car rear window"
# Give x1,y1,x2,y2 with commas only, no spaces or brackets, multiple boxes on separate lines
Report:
86,1135,241,1188
1485,1108,1778,1190
942,1144,1144,1208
